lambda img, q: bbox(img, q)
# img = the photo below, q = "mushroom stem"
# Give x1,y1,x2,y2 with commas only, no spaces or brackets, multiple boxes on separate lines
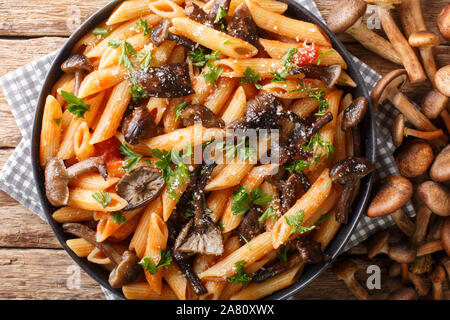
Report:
398,0,438,84
377,6,426,83
346,18,403,65
441,109,450,134
411,203,432,245
405,128,444,140
390,208,415,237
401,263,409,285
417,240,443,257
74,70,84,97
429,265,446,300
343,275,373,300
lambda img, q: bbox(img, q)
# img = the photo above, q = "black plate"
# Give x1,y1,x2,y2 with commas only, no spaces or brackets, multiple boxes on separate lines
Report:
31,0,376,300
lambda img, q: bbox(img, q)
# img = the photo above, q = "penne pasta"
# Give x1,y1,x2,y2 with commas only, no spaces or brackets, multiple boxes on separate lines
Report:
40,95,63,167
67,188,128,212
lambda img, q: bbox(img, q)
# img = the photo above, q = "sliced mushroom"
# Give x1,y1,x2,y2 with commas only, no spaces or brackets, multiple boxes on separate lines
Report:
121,105,163,145
151,17,199,51
171,249,207,296
238,207,264,244
134,62,194,98
329,156,375,223
61,54,94,96
417,181,450,217
174,163,224,256
181,104,225,128
394,139,434,178
184,1,210,25
208,0,231,30
366,176,413,218
290,64,342,88
116,166,165,211
45,157,107,207
227,3,258,46
288,112,333,151
63,223,140,288
341,97,368,130
430,144,450,183
391,113,444,147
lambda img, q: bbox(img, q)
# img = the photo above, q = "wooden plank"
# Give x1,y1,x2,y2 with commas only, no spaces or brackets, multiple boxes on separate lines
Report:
0,248,105,299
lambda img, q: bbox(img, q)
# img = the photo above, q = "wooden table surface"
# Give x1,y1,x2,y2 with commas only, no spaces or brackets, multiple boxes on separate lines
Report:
0,0,448,300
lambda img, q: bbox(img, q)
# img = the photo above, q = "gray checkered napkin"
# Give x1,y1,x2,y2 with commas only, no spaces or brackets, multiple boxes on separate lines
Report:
0,0,415,300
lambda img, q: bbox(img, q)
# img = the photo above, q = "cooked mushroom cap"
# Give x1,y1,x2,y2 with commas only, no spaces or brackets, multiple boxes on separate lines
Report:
366,230,390,259
417,181,450,217
66,156,108,180
116,166,165,210
435,65,450,97
367,176,413,217
61,54,93,73
208,0,231,29
121,106,162,145
326,0,367,34
421,89,449,119
290,64,342,88
442,217,450,256
342,96,368,130
388,287,418,300
45,158,70,207
150,18,171,47
181,104,225,128
333,258,358,280
388,240,417,264
408,31,441,48
175,217,224,255
430,144,450,182
329,156,375,185
238,208,264,243
227,3,258,46
135,62,194,98
394,139,434,178
437,4,450,40
391,114,406,147
184,1,210,25
108,250,141,288
371,69,408,110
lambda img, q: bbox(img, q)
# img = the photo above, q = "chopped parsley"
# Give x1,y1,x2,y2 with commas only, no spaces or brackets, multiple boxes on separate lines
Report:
240,67,262,89
287,80,330,117
92,191,111,208
258,206,280,223
231,186,273,216
137,49,153,69
108,39,136,70
316,49,335,66
139,249,172,274
60,90,90,119
223,136,257,162
53,117,62,125
271,47,298,83
136,18,152,36
277,246,288,263
92,27,109,38
129,73,149,102
227,260,253,287
222,39,237,45
202,62,223,87
187,48,221,67
214,6,228,31
119,143,143,172
302,133,334,158
284,156,321,174
110,211,126,225
174,101,188,122
285,209,316,234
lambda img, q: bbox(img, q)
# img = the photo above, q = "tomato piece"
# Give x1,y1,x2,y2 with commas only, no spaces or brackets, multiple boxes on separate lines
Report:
106,159,126,178
94,137,122,162
294,43,319,66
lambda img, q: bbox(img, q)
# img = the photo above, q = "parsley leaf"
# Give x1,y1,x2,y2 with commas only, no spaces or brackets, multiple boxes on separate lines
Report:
285,209,316,234
250,188,273,206
214,6,228,24
109,39,136,70
202,62,223,87
119,143,143,172
222,39,237,45
139,249,172,274
92,191,111,208
110,211,126,225
174,101,188,122
53,117,62,125
227,260,253,287
136,18,152,36
284,156,321,174
277,246,288,263
317,49,336,66
302,133,334,158
223,136,256,162
137,49,153,69
92,27,109,38
187,48,221,67
271,47,298,83
240,67,262,89
129,73,149,102
231,186,251,216
61,90,90,119
152,148,174,181
258,206,280,223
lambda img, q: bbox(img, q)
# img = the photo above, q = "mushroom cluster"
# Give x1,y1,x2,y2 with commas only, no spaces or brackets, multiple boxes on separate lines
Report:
332,0,450,300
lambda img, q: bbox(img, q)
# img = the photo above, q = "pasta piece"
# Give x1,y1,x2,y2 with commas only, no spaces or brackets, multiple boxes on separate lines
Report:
337,70,357,87
149,0,186,18
206,188,234,223
246,0,330,46
96,207,144,242
67,188,128,212
56,78,75,107
164,263,191,300
230,264,304,299
170,17,258,58
73,121,96,161
290,97,320,118
161,180,189,221
163,98,184,132
205,158,254,191
150,40,177,67
146,98,169,125
168,45,186,64
271,168,333,249
66,238,95,257
106,0,154,25
204,78,238,114
202,0,287,14
143,212,169,295
87,247,112,264
262,79,326,99
40,95,63,167
189,75,214,105
52,207,93,223
259,181,281,232
109,213,141,241
220,86,246,125
69,173,119,190
77,66,128,99
258,38,347,68
122,282,178,300
215,58,283,78
89,80,131,144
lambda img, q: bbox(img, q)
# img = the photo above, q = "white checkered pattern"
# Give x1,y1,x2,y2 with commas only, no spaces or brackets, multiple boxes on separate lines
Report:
0,0,415,300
